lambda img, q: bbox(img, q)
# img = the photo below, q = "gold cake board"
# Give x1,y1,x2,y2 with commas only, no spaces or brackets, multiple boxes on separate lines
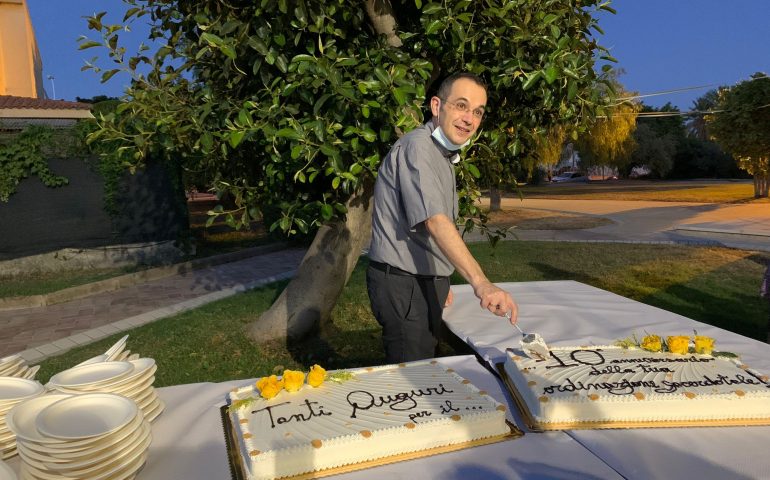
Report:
220,405,522,480
495,363,770,431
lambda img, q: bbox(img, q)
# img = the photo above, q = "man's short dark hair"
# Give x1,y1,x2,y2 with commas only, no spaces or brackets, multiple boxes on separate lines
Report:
436,72,487,100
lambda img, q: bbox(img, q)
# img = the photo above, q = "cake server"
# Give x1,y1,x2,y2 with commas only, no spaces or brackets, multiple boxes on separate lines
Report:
507,313,550,360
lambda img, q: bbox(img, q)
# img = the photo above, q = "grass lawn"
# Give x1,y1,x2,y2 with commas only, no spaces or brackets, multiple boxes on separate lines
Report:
518,180,769,203
36,241,769,388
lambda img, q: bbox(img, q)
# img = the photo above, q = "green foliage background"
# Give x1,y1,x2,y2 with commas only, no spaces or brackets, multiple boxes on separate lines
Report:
81,0,615,235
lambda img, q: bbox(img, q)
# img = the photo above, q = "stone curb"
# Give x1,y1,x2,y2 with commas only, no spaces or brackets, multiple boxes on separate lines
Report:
0,242,289,311
16,269,298,364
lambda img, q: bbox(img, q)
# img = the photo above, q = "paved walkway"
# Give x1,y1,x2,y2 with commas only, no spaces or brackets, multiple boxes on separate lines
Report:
1,248,306,362
2,199,767,364
471,198,770,252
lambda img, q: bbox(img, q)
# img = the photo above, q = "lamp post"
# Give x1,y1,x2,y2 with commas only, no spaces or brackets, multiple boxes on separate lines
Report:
46,75,56,100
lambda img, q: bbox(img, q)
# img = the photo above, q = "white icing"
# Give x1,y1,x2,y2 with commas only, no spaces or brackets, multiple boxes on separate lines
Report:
228,361,509,480
520,333,549,360
504,346,770,425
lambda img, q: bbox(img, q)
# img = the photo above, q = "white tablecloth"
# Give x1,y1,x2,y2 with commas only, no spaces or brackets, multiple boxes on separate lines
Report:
443,280,770,480
4,355,621,480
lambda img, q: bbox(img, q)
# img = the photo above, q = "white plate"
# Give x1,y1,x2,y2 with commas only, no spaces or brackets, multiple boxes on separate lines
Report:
43,422,150,473
0,459,16,480
0,379,44,403
17,420,148,470
73,354,108,367
47,362,134,389
35,394,138,440
48,428,150,480
144,398,165,423
21,413,143,454
4,395,72,444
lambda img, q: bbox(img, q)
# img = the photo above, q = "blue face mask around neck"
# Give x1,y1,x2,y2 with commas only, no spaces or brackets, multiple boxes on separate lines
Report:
431,125,470,151
431,104,471,151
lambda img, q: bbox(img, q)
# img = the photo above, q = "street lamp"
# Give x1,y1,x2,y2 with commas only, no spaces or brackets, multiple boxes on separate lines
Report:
46,75,56,100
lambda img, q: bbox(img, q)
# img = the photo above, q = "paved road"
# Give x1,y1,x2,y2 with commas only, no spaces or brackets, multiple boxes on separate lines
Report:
3,199,767,363
471,198,770,251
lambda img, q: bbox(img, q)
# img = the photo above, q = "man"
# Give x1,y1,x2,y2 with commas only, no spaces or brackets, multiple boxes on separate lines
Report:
367,72,518,363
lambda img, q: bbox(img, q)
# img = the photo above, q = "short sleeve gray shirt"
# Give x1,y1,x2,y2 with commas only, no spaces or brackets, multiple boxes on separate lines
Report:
368,121,459,276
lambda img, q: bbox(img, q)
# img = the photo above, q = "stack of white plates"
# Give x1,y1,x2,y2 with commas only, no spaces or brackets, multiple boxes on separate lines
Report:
47,359,164,423
0,356,39,381
6,393,151,480
0,378,45,460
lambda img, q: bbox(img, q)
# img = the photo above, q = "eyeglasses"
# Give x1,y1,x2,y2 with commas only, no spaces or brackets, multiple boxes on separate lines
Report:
440,98,485,120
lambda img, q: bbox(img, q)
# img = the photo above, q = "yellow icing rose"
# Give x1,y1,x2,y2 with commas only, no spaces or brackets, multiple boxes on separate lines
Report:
694,335,715,355
256,375,284,399
640,335,662,352
666,336,690,355
283,369,306,392
307,364,326,387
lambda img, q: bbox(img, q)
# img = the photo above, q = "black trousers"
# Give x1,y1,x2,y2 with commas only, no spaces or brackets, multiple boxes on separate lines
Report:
366,263,450,364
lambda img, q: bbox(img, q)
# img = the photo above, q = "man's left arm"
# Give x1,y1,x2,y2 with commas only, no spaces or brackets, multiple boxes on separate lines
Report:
425,213,518,323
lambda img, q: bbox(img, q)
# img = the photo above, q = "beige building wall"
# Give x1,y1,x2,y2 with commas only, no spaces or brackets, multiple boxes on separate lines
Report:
0,0,45,98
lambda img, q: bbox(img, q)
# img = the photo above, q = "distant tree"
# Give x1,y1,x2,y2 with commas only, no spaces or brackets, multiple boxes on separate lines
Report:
631,123,675,178
708,73,770,197
687,89,720,141
575,78,638,176
524,125,567,180
75,95,119,104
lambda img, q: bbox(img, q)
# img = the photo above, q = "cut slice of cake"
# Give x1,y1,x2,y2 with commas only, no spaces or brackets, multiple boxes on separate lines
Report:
227,360,513,480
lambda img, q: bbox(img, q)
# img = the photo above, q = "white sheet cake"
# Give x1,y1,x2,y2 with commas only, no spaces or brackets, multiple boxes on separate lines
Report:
504,346,770,428
227,360,511,480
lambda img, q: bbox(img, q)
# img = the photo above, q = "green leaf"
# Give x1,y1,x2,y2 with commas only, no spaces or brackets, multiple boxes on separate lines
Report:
320,204,333,220
228,131,245,148
543,65,558,84
78,40,103,50
276,128,300,140
291,145,303,159
467,163,481,178
521,71,542,90
313,94,332,115
361,129,377,142
100,69,120,83
331,177,340,189
423,3,443,14
426,20,443,35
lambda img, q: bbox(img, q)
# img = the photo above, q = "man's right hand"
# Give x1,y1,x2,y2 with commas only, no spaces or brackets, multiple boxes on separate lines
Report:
474,281,518,324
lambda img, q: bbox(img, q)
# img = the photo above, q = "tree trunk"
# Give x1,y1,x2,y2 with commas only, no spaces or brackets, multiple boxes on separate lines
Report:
246,182,374,342
245,2,403,343
364,0,402,47
489,186,501,212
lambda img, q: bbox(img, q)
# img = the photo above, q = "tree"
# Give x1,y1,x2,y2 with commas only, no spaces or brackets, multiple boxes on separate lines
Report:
687,89,720,141
81,0,614,343
573,73,638,176
708,73,770,197
631,123,675,178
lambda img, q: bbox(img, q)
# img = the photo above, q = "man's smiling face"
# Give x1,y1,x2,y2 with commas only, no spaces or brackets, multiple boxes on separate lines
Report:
431,77,487,146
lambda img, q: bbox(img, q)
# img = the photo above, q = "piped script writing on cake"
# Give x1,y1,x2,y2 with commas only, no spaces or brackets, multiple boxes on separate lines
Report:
503,346,770,428
227,361,511,480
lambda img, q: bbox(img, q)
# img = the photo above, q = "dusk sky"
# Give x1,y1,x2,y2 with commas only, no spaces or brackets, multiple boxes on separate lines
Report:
27,0,770,111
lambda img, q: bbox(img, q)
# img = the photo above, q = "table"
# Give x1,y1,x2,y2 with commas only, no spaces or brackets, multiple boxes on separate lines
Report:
442,280,770,480
6,280,769,479
4,355,621,479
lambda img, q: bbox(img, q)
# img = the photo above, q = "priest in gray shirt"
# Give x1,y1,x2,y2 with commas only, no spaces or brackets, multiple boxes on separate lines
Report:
367,72,518,363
